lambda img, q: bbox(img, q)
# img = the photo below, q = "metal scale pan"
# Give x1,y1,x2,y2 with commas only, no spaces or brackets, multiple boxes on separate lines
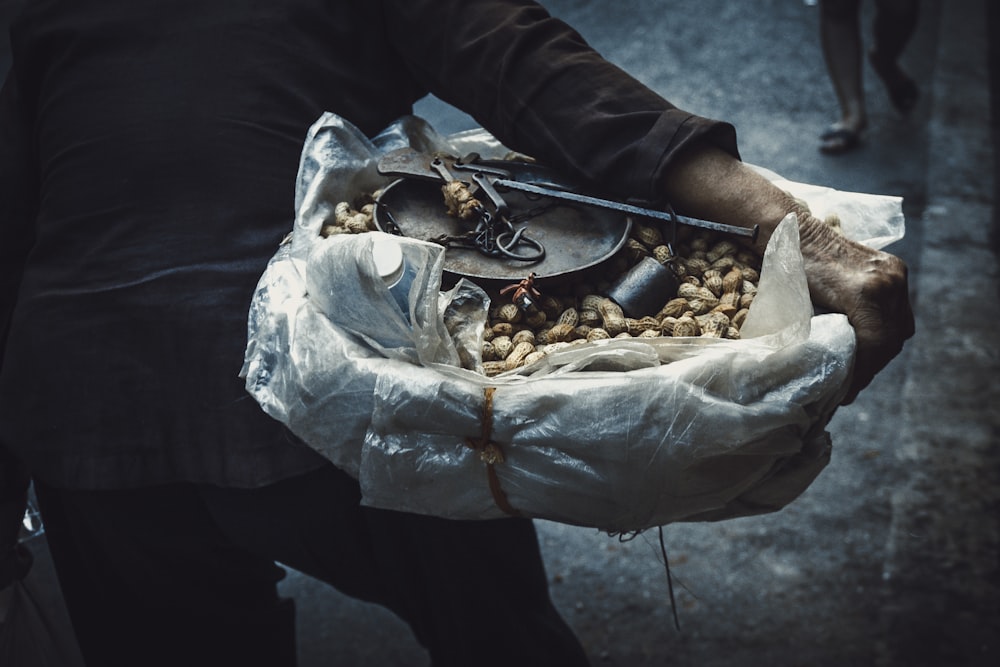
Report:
372,153,632,283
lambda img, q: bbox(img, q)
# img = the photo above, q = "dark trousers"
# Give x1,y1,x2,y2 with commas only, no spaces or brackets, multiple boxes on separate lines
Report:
33,464,588,667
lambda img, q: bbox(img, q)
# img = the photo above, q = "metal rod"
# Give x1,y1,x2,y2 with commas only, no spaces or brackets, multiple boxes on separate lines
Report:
492,178,759,242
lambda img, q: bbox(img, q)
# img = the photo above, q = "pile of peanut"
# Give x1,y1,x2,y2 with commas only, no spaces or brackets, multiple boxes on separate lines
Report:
479,222,762,376
320,197,380,237
321,192,763,378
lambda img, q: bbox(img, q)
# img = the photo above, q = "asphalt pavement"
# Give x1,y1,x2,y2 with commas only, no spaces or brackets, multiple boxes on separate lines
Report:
5,0,999,665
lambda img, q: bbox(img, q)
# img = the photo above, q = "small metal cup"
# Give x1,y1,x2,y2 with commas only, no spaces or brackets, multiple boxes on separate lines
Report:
606,256,678,318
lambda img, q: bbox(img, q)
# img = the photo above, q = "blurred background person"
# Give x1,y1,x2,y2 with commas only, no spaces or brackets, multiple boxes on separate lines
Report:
818,0,921,154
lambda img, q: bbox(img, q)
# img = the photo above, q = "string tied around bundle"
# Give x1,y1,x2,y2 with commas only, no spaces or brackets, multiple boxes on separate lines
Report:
465,386,522,517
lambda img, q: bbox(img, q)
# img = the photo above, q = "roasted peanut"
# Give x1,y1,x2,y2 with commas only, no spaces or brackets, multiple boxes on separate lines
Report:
633,223,665,249
722,267,743,294
658,297,690,320
718,291,741,311
706,239,737,263
672,313,700,337
556,307,579,327
538,295,563,320
334,201,354,226
586,327,611,342
505,341,536,370
682,257,710,278
627,316,661,336
523,350,548,366
580,294,606,312
441,181,482,220
597,298,627,336
544,322,577,343
492,322,515,338
652,244,675,265
702,270,724,298
483,361,508,377
512,329,536,346
696,311,730,338
495,302,522,324
524,309,547,329
578,308,601,327
492,335,513,359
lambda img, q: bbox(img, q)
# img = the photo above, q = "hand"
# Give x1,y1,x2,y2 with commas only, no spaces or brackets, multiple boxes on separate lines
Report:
661,145,915,403
796,213,914,403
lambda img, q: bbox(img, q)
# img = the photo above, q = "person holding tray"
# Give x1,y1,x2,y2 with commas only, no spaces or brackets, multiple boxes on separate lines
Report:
0,1,913,665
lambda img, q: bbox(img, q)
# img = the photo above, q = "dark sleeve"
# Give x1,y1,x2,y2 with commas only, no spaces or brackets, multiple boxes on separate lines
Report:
0,72,38,364
381,0,738,204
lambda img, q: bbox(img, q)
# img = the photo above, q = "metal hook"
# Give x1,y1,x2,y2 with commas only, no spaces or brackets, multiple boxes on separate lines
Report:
495,227,546,262
471,172,511,220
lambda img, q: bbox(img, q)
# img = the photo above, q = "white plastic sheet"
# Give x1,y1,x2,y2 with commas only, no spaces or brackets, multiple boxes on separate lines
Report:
241,112,904,534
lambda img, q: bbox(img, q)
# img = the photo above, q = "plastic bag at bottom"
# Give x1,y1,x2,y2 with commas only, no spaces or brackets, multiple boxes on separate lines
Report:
359,312,851,532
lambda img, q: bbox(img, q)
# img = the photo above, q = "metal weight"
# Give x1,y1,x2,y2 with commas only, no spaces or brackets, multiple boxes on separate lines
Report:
606,256,679,318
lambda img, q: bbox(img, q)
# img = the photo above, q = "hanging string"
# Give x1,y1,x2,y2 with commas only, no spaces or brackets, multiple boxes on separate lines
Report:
611,526,683,633
658,526,681,633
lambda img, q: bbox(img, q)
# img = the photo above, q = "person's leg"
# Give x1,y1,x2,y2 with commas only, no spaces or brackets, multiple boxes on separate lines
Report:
199,462,396,609
202,462,589,666
364,508,590,667
869,0,921,113
818,0,867,152
33,480,297,667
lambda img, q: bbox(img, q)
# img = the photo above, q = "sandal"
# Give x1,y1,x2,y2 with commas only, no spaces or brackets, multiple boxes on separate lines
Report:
819,126,862,155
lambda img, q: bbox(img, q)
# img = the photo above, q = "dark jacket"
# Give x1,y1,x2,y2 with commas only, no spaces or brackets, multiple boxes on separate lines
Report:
0,0,737,490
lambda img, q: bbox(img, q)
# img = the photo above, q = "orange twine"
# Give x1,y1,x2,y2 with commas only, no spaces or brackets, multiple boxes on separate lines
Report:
465,386,521,517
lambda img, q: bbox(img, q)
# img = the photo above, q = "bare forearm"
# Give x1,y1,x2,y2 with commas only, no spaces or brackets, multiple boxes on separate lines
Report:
660,144,812,252
659,143,914,403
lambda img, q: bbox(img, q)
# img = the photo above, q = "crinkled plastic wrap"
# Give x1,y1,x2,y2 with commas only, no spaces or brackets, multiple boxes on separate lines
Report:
241,112,904,534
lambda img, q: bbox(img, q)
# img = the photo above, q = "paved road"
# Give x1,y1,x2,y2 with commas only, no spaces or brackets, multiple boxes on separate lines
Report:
5,0,998,665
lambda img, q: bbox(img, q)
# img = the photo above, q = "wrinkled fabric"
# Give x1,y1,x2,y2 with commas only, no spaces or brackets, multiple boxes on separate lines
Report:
242,116,904,532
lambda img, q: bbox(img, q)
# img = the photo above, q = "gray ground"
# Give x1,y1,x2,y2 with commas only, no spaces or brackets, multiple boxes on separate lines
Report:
5,0,998,665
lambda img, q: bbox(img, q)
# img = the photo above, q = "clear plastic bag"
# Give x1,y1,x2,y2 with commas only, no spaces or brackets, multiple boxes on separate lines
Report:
241,112,903,533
